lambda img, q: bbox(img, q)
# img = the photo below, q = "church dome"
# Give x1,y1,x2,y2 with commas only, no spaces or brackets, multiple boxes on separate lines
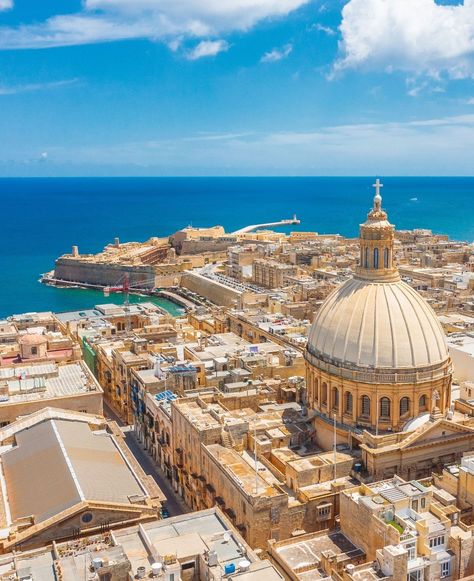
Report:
307,277,449,372
306,179,449,376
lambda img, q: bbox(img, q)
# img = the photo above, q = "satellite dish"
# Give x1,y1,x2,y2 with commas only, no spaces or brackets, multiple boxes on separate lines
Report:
223,532,231,543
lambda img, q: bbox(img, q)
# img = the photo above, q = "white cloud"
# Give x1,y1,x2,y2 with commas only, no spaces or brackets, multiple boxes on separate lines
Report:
312,23,336,36
0,0,12,11
186,39,229,60
0,0,310,50
21,113,474,176
336,0,474,78
0,78,79,95
261,43,293,63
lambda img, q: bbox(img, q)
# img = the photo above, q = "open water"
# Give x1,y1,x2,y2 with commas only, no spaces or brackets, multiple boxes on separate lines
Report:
0,177,473,318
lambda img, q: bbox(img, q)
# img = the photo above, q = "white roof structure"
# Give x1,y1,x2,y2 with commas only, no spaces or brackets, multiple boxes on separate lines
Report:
307,277,449,371
2,417,147,523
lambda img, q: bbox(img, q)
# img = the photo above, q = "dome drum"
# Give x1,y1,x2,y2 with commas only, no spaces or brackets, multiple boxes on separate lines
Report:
306,364,451,434
305,348,452,386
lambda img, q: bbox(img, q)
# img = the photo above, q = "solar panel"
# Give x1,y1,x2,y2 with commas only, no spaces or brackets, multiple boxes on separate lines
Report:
155,390,177,402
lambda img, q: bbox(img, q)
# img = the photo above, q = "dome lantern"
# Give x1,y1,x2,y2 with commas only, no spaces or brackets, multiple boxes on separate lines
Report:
356,179,399,283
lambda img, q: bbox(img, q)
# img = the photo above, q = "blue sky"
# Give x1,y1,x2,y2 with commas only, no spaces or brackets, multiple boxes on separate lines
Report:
0,0,473,176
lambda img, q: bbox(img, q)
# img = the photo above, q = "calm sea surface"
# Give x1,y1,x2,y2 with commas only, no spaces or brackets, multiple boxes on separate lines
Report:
0,177,473,318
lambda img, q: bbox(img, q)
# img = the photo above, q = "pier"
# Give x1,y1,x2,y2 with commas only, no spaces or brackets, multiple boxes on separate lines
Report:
232,214,300,234
154,289,198,310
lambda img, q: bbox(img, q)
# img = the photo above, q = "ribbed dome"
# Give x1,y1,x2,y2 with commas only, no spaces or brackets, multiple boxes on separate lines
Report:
307,277,449,372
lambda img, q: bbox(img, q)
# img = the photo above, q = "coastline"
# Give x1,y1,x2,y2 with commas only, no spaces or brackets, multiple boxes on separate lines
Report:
1,176,473,317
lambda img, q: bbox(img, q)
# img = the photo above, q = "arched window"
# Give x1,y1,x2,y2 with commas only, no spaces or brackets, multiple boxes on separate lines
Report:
400,397,410,417
384,248,389,268
332,387,339,410
345,392,353,414
380,397,391,419
364,247,368,268
374,248,379,269
419,394,427,411
322,382,328,406
314,378,319,403
361,395,371,417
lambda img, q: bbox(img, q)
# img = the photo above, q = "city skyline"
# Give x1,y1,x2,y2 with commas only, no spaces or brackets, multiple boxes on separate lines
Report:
1,0,474,175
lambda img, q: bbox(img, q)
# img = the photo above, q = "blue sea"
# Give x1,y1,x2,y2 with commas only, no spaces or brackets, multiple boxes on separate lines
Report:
0,177,473,318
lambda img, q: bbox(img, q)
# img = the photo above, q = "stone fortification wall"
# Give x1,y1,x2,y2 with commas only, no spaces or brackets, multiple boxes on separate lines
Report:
180,238,237,255
54,258,157,289
181,272,242,306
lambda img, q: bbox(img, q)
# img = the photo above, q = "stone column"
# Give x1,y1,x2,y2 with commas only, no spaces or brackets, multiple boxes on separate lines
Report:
328,384,333,412
393,397,400,429
352,387,357,424
370,393,376,428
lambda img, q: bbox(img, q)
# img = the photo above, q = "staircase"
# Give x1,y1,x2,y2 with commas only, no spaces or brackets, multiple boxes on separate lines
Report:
221,430,233,449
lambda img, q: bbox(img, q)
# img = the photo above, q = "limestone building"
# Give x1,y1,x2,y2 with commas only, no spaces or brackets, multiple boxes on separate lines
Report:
0,408,164,552
305,181,453,448
0,360,103,426
0,508,284,581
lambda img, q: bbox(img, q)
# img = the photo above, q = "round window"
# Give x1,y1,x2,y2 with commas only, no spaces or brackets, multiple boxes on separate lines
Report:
81,512,93,524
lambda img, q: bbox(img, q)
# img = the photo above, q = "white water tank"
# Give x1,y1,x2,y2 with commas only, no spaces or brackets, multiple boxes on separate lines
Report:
346,564,356,573
151,562,163,577
238,560,251,572
92,558,103,571
137,566,147,579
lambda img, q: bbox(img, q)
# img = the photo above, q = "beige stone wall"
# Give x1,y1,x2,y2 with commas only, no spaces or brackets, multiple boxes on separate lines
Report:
449,531,474,578
181,272,242,306
363,432,474,481
458,469,474,511
54,258,158,289
171,402,223,508
5,505,156,552
200,446,289,549
0,391,103,426
340,491,399,560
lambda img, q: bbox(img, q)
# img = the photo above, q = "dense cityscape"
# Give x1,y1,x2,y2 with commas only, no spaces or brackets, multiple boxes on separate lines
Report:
0,182,472,580
3,0,474,577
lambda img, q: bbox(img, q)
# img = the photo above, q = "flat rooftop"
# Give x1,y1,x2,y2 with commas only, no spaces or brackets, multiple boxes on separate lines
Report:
0,361,100,403
2,509,284,581
55,302,161,323
448,333,474,356
274,531,364,577
206,444,281,498
176,400,224,430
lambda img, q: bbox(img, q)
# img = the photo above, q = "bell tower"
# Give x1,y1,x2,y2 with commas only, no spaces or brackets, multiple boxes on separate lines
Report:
356,179,400,283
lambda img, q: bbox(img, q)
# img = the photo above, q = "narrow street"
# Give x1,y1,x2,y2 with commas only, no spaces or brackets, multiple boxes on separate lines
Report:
103,402,189,517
